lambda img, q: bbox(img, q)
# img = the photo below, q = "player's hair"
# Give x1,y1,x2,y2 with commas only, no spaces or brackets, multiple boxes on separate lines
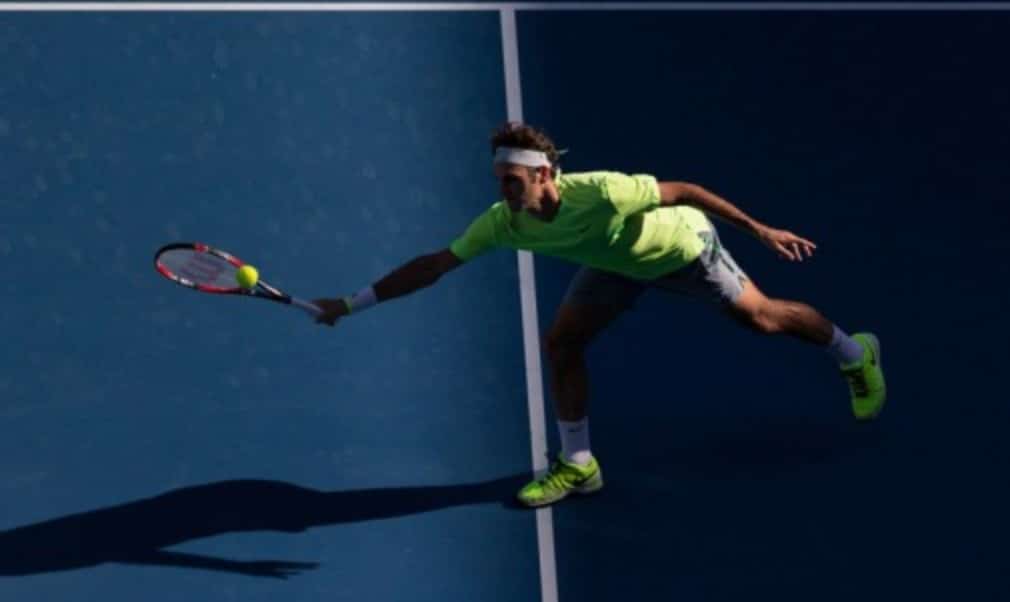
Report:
490,122,562,178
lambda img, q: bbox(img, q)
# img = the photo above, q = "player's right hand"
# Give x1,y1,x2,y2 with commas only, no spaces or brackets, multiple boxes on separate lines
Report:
312,298,349,326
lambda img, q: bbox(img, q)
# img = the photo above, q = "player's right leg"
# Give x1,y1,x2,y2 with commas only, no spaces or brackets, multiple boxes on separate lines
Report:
516,268,642,508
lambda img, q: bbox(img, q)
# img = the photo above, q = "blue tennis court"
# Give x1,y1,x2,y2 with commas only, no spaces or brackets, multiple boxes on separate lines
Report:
2,4,1009,601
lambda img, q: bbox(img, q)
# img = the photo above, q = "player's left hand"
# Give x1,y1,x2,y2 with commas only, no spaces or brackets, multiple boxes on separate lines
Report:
757,226,817,262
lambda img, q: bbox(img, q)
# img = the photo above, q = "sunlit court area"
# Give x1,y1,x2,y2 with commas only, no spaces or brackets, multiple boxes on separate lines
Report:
2,3,1009,601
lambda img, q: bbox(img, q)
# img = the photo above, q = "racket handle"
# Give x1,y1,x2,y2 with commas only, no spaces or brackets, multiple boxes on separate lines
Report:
290,296,322,317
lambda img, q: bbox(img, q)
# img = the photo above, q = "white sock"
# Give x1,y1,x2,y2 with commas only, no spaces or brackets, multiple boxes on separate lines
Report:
826,324,864,366
558,418,593,466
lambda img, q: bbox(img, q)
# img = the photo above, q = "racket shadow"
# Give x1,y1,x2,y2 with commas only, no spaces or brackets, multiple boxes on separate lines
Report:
0,473,531,578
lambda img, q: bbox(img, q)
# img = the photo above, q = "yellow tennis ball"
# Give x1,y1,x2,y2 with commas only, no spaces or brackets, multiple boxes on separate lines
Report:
236,264,259,289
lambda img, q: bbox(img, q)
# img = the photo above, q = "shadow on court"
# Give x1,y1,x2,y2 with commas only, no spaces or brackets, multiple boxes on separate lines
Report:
630,417,887,479
0,474,531,579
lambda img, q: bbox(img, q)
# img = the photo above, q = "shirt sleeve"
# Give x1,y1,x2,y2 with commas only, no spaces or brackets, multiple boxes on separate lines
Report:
449,204,503,261
603,172,661,217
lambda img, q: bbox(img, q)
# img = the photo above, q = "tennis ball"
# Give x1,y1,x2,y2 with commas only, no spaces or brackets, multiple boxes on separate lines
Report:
236,264,259,289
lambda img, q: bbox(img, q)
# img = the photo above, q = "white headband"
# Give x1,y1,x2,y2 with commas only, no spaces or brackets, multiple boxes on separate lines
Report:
493,147,553,168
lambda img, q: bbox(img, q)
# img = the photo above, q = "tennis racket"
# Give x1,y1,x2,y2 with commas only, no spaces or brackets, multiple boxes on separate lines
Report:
154,242,321,318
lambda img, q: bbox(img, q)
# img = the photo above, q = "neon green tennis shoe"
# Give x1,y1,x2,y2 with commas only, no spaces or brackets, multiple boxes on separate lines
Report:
517,454,603,508
840,332,886,421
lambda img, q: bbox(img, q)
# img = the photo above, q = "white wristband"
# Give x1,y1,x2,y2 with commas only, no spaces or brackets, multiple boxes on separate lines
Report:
343,286,378,314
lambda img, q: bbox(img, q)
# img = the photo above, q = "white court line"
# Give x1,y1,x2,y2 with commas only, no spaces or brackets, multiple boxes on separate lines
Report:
3,2,1010,10
500,8,558,602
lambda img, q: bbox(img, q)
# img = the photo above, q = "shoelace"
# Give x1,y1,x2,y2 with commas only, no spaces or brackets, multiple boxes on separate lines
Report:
843,367,869,397
539,462,573,490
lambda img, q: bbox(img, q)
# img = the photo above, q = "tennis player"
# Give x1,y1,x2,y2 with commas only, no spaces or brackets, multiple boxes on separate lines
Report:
313,122,886,508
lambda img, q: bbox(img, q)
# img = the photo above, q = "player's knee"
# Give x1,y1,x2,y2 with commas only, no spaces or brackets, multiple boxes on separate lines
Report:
544,327,588,361
755,301,788,334
735,301,782,335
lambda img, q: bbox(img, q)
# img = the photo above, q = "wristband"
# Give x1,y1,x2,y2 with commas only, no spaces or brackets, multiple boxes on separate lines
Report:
342,286,378,314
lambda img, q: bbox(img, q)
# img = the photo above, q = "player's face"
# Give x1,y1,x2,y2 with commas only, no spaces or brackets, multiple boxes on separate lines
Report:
495,164,544,212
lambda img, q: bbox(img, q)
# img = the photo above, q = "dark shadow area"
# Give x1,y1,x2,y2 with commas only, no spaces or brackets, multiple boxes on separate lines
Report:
0,473,531,579
640,417,887,479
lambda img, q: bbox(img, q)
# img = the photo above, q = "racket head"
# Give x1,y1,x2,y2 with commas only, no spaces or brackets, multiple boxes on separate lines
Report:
154,242,260,295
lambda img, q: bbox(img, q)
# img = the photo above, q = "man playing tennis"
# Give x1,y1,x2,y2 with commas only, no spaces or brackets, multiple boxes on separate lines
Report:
312,122,886,508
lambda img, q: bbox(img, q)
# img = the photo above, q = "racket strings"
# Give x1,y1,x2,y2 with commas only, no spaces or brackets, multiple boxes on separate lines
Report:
160,249,239,289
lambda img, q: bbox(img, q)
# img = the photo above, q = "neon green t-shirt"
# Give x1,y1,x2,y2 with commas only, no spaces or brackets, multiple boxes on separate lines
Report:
449,171,712,280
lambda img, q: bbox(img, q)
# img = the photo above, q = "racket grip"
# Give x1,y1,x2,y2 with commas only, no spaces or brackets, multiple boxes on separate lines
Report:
290,296,322,317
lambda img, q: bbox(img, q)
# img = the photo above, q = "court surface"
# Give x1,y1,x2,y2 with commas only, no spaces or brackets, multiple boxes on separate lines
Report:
2,4,1009,601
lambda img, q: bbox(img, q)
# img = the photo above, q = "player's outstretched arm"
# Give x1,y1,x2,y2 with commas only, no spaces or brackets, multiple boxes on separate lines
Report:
313,249,463,326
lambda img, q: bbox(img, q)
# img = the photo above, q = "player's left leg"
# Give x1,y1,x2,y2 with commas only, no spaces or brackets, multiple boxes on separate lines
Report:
656,226,885,420
727,279,832,344
725,273,886,421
